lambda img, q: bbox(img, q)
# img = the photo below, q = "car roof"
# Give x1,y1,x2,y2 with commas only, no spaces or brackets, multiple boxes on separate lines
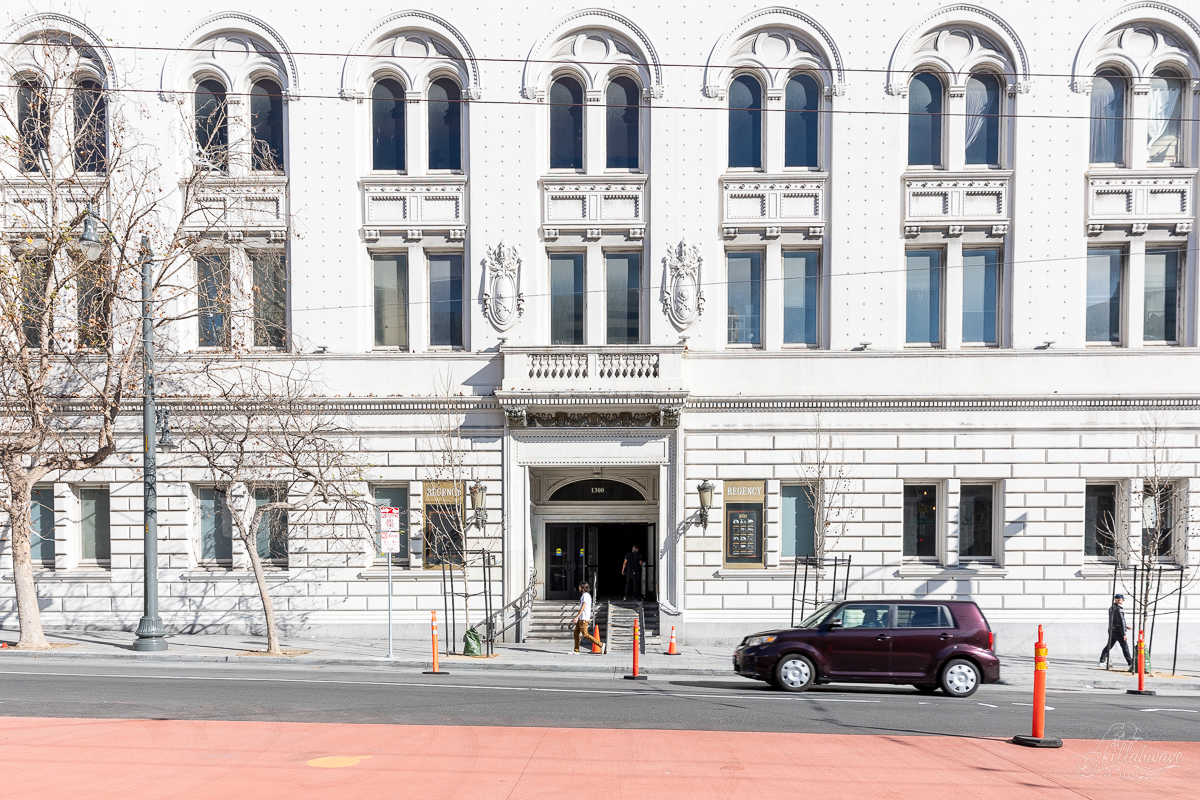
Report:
836,599,977,605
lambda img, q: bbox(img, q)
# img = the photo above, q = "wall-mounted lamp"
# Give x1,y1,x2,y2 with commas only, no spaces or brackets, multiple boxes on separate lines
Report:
698,479,715,529
469,480,488,528
155,409,176,452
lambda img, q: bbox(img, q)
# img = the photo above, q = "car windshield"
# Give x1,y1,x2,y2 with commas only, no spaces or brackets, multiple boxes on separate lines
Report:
796,603,837,628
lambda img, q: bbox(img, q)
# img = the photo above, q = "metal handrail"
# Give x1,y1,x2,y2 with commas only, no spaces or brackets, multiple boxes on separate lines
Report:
481,567,537,643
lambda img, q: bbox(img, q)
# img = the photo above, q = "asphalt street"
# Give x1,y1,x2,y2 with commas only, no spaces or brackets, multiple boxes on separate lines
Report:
1,659,1197,741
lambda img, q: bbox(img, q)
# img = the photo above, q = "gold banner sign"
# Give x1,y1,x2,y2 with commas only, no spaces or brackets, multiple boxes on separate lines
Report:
424,481,463,504
724,481,765,501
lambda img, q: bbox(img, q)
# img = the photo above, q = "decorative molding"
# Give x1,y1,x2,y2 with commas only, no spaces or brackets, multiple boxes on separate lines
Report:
722,227,738,239
341,10,482,101
990,223,1009,236
268,229,287,242
629,227,645,239
481,241,524,332
948,224,965,237
223,231,244,242
542,227,560,240
704,7,847,96
5,13,118,82
405,229,423,241
1131,222,1149,235
765,226,781,239
504,405,527,428
521,9,665,99
1175,221,1193,235
886,4,1030,95
526,411,663,428
364,229,380,242
1088,223,1105,236
685,396,1200,413
807,225,826,239
662,239,705,330
159,12,300,101
449,228,466,241
904,225,921,237
586,228,602,240
1071,2,1200,92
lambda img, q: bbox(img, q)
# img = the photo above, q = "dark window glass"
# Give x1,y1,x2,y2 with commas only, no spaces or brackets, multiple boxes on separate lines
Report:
17,79,49,172
250,79,284,171
254,487,288,562
906,250,941,345
252,252,287,348
606,77,640,169
904,485,937,558
548,479,646,502
1084,485,1117,558
962,250,999,344
959,485,994,559
785,74,819,168
782,485,816,558
1145,249,1178,342
550,77,584,170
550,253,585,345
374,486,409,563
428,78,461,170
896,605,952,628
727,252,761,344
965,73,1000,165
74,80,107,172
373,254,409,348
1149,73,1183,164
20,254,50,348
81,487,111,562
372,78,406,171
728,75,762,168
783,251,819,345
908,73,943,167
198,487,232,562
30,486,55,563
1142,484,1174,559
425,504,464,566
194,79,228,169
1090,70,1126,165
606,252,640,344
1086,249,1122,343
77,257,109,350
197,255,230,348
429,253,464,347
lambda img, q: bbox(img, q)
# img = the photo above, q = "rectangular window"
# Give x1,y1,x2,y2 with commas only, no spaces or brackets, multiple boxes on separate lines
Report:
783,251,819,346
254,487,288,563
251,252,287,348
962,250,999,345
424,481,465,567
30,485,55,564
1142,483,1175,560
906,250,942,345
374,485,409,564
959,485,995,560
1145,249,1179,343
903,484,937,559
197,255,230,348
550,253,585,345
20,253,50,348
80,487,111,563
895,605,953,628
1084,485,1118,559
727,252,762,345
782,485,816,559
1086,249,1123,344
197,487,232,564
77,259,109,350
605,253,641,344
428,253,464,348
373,254,409,348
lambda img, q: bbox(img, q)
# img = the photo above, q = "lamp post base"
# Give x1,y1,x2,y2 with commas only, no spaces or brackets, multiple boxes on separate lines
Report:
133,616,168,652
1011,736,1063,748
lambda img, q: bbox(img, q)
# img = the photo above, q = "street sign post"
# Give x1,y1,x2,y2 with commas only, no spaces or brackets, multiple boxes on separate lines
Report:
381,507,401,658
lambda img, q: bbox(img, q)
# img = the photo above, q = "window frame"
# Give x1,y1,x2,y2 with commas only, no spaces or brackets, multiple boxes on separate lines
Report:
725,249,764,348
903,482,942,563
964,71,1004,169
1141,481,1181,563
1144,247,1182,345
548,72,586,173
78,485,112,569
371,250,410,351
249,248,289,350
1089,67,1129,167
1085,247,1125,347
16,75,50,173
369,74,408,174
603,249,643,345
194,484,234,568
961,247,1002,347
252,486,289,567
548,250,587,346
72,77,108,174
196,251,232,349
426,75,463,173
604,73,643,173
727,71,765,172
904,248,945,348
30,483,56,568
372,484,411,566
192,75,230,172
781,483,817,561
958,483,1000,563
248,77,285,173
1084,482,1121,563
427,250,465,349
783,71,823,171
1147,68,1186,168
907,70,946,169
781,248,822,348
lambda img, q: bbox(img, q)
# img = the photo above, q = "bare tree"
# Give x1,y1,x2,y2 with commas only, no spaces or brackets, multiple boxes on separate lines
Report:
796,413,857,561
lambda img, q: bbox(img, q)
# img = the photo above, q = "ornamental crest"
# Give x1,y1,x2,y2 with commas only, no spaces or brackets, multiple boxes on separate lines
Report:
481,240,524,331
662,238,704,330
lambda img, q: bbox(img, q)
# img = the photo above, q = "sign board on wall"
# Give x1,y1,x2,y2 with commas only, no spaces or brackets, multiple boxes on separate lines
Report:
380,507,401,554
424,480,465,567
723,480,765,568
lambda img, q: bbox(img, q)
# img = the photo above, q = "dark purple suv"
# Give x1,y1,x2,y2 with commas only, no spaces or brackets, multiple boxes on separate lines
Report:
733,600,1000,697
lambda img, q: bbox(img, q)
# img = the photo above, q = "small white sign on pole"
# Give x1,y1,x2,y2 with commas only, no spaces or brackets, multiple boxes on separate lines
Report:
381,506,401,554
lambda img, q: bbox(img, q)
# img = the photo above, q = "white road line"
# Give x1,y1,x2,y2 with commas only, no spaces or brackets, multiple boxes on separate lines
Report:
1140,708,1198,714
1012,703,1055,710
977,703,998,708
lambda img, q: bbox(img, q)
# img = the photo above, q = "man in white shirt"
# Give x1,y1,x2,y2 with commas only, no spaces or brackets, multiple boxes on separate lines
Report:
571,581,605,654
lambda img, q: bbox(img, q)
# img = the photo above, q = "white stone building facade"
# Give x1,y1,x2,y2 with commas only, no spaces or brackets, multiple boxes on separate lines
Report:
3,1,1200,657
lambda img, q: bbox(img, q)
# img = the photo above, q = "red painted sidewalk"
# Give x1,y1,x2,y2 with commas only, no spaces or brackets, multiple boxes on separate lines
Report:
1,716,1195,799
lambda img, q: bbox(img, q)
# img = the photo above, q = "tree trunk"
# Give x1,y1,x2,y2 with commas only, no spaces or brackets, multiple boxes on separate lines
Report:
8,479,51,650
246,540,281,655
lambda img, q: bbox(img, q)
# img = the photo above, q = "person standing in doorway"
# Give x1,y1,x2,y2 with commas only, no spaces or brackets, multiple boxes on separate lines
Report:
1099,593,1133,669
622,544,644,602
572,581,605,654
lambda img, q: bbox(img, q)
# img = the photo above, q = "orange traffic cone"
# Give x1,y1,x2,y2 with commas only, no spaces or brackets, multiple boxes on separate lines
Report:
665,625,680,656
592,621,602,653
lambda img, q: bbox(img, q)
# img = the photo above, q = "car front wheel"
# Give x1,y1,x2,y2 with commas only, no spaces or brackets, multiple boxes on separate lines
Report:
774,654,815,692
940,659,980,698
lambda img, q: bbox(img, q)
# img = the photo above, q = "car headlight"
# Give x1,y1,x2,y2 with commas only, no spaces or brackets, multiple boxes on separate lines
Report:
745,635,777,648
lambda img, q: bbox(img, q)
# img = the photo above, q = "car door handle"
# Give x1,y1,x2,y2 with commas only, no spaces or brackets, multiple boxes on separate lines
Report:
876,635,890,641
939,633,953,640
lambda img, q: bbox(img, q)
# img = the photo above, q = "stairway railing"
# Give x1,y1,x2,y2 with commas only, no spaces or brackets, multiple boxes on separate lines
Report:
481,567,537,644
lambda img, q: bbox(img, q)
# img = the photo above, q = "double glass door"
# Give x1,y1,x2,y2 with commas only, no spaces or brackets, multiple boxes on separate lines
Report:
545,524,598,600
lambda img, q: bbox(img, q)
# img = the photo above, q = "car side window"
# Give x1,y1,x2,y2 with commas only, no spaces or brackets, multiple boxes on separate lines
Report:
896,604,953,628
833,603,891,628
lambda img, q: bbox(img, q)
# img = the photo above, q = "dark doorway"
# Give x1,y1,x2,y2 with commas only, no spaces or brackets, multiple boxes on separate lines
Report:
544,522,655,601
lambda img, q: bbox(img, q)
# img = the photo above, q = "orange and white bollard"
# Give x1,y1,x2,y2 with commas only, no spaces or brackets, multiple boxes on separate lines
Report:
422,610,449,675
623,617,648,680
1012,625,1062,748
1127,629,1156,696
665,625,680,656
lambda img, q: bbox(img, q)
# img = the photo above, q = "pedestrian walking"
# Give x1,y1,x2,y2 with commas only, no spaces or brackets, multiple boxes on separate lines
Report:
1099,593,1133,668
572,582,605,654
622,545,644,601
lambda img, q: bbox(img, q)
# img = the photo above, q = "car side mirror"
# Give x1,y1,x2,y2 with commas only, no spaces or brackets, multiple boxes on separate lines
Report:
827,618,843,629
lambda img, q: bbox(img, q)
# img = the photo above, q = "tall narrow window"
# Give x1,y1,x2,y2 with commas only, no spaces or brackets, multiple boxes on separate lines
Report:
198,487,232,563
74,80,107,172
252,252,287,348
429,253,464,347
783,251,819,346
428,78,461,171
197,255,230,348
1090,70,1126,165
1142,483,1174,560
254,487,288,563
1148,72,1183,165
17,79,49,172
965,73,1000,166
371,78,406,171
550,77,584,170
30,485,55,564
959,485,994,559
550,253,585,345
727,252,761,345
606,77,640,170
78,257,109,350
1086,249,1122,344
194,79,228,170
908,73,943,167
728,75,762,169
20,254,50,349
962,249,999,345
80,487,111,563
1085,485,1118,558
785,74,819,168
373,254,409,349
903,485,937,559
374,485,409,563
906,250,942,345
606,252,640,344
1145,249,1179,343
250,79,284,171
782,485,816,559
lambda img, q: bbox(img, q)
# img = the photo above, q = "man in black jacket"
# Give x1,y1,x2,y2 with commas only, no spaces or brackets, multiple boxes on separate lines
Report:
1099,593,1133,668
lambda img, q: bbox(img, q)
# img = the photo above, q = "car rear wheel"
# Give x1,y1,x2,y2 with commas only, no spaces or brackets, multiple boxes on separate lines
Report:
939,659,980,698
774,654,815,692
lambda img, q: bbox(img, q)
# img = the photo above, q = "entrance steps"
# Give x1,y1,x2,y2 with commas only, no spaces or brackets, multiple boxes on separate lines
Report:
525,600,660,647
603,602,661,652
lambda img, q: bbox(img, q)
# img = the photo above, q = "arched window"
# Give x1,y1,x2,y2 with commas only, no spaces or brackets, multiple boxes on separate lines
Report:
428,78,462,171
606,76,640,170
17,79,49,173
965,73,1001,166
1090,70,1126,165
785,73,820,168
1149,71,1184,165
194,79,228,170
73,79,107,172
908,72,943,167
728,74,762,169
371,78,406,171
250,79,284,171
550,76,584,170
